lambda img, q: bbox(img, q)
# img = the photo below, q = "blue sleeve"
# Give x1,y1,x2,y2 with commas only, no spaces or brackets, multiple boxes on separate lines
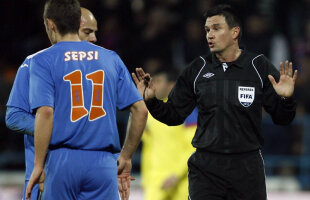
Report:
6,59,31,111
29,57,55,111
184,107,198,127
116,55,142,109
5,106,35,136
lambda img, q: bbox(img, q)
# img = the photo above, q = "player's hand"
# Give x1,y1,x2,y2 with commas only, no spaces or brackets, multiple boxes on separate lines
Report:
25,166,44,200
39,169,45,192
161,175,179,190
117,156,133,200
132,68,155,100
268,60,298,98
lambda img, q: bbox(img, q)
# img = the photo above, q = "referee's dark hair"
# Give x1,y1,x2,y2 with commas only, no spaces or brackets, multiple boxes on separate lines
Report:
44,0,81,36
204,4,242,41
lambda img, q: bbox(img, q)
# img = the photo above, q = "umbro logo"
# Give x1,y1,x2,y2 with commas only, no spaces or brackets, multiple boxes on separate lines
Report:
203,72,215,78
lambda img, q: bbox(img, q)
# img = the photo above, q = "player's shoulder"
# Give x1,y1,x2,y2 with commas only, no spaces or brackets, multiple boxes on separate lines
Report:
16,47,52,69
25,46,55,64
86,42,117,56
27,46,54,59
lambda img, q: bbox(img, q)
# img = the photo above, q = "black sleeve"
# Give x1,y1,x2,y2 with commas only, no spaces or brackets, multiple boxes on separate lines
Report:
261,56,297,125
145,60,199,126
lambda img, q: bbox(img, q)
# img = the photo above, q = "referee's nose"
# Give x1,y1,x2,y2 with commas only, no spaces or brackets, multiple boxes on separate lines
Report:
207,31,215,40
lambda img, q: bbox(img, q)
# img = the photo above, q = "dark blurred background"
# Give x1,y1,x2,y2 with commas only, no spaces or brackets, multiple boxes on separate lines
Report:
0,0,310,192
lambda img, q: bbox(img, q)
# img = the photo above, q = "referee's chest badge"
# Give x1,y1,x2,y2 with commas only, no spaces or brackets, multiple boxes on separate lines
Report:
238,86,255,107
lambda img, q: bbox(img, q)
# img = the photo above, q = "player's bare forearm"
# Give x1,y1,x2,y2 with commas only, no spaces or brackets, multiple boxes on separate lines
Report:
120,100,148,159
118,100,147,200
34,106,54,168
26,106,53,199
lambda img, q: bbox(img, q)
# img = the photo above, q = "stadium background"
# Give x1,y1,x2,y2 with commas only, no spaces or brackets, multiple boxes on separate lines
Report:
0,0,309,199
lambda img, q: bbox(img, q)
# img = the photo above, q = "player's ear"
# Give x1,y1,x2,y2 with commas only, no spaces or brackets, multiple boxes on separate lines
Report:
232,27,240,40
46,18,55,31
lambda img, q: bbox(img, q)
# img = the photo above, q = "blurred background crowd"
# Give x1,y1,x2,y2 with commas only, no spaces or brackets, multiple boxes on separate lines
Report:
0,0,310,197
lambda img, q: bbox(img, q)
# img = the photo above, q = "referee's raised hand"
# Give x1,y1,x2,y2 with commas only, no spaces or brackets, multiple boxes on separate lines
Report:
132,68,155,100
268,60,298,98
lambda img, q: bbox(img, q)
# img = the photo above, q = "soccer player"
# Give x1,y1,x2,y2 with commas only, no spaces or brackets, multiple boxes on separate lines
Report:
132,4,297,200
25,1,147,199
141,68,196,200
6,6,99,200
79,7,98,43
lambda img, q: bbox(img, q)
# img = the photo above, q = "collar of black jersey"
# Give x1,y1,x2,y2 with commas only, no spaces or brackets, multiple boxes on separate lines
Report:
211,49,246,69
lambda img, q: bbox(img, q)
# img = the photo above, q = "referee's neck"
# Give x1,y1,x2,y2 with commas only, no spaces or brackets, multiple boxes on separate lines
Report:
215,46,241,63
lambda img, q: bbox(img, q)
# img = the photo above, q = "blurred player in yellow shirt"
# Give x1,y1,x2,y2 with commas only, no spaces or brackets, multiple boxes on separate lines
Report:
141,68,197,200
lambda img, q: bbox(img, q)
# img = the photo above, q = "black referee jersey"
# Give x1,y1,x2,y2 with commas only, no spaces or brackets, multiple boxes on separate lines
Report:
145,50,296,154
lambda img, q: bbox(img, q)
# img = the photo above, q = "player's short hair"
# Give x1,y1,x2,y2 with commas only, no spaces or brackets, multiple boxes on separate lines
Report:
44,0,81,36
204,4,242,40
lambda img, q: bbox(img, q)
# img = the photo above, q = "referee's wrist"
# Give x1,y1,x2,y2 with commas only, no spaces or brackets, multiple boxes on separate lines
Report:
280,96,293,102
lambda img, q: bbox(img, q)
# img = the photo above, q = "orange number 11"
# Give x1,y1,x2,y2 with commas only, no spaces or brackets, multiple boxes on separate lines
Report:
63,70,106,122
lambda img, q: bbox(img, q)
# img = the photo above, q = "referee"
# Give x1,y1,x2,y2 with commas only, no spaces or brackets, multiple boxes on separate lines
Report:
132,4,297,200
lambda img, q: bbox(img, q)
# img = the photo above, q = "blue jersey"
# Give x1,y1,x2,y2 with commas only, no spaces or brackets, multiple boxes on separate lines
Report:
29,41,142,152
6,57,35,181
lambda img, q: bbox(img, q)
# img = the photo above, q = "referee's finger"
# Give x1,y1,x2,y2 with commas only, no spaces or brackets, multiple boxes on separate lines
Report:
284,60,288,75
131,73,140,85
137,68,145,80
288,62,293,77
279,62,284,75
268,75,276,86
293,70,298,82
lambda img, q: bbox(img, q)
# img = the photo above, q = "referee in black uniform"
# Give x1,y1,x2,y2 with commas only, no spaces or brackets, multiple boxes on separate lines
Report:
132,4,298,200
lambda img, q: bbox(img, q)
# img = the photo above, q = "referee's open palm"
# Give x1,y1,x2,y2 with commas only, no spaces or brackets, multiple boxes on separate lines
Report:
132,68,155,100
268,60,298,98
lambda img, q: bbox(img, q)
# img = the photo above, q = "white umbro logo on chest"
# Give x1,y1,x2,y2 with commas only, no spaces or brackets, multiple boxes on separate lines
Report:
203,72,215,78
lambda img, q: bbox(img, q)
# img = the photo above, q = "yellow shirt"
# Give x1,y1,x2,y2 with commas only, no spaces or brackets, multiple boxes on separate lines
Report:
141,113,196,200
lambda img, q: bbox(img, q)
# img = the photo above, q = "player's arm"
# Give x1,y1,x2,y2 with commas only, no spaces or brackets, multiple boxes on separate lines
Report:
26,106,53,199
118,100,148,200
26,55,54,199
5,106,35,136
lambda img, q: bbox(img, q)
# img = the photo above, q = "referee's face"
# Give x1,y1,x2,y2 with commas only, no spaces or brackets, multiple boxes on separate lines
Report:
205,15,236,54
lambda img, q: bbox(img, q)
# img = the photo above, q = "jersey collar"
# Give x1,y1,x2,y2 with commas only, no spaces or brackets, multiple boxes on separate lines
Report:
211,50,246,69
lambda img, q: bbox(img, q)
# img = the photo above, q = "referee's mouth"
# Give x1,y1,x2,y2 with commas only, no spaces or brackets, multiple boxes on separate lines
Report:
208,42,215,48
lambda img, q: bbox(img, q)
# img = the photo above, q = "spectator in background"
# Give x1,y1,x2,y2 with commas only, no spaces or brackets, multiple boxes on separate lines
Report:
100,16,123,51
172,18,209,71
242,13,290,69
292,18,310,67
137,7,175,65
143,57,165,75
141,68,196,200
295,54,310,114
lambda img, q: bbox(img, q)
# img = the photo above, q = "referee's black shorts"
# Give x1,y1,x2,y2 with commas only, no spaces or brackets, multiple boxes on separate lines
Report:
187,149,267,200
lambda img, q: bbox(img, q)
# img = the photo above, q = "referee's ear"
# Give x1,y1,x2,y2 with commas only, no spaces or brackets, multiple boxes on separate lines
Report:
232,26,240,40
